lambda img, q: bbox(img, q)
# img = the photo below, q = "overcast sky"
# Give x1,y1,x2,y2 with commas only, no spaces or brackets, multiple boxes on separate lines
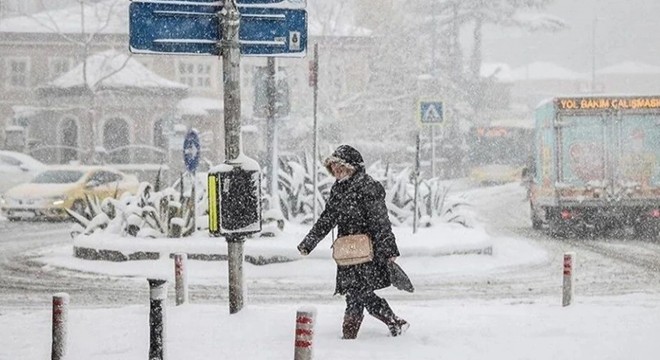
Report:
482,0,660,71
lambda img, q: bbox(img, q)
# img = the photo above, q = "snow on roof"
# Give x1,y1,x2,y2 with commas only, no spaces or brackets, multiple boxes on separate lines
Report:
511,12,566,32
0,0,127,34
596,61,660,75
48,49,188,90
510,62,587,81
177,97,223,116
481,63,514,83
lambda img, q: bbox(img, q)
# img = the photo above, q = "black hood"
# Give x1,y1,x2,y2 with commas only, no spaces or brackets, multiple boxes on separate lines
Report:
325,144,365,171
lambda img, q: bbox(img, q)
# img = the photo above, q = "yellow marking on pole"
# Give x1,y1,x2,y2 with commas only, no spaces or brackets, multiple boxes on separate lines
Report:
208,174,218,232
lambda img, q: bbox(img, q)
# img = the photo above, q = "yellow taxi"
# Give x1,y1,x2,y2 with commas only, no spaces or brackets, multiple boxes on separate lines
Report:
469,164,523,186
1,165,139,221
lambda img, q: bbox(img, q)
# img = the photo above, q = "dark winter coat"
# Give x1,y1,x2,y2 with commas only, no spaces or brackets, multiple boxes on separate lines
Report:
298,146,400,295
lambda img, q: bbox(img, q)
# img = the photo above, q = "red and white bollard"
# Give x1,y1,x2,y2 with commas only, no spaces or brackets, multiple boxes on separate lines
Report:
562,252,575,307
294,307,316,360
174,253,188,306
51,293,69,360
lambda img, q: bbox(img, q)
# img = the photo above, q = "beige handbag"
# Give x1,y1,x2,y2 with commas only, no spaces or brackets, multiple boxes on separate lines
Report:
332,234,373,266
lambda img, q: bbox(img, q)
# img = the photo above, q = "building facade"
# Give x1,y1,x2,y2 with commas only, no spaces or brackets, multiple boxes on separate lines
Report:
0,0,375,178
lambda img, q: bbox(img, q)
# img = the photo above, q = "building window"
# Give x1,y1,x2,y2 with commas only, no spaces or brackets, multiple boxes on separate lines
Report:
49,57,72,80
6,57,30,88
176,60,212,89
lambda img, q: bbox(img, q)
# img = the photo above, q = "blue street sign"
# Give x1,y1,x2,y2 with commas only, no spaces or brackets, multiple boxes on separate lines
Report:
171,0,307,9
129,1,307,57
235,0,307,9
239,7,307,56
183,129,201,172
419,100,445,125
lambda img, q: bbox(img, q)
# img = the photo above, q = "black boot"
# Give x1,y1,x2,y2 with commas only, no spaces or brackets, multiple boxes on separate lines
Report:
387,316,410,337
367,298,410,337
370,311,409,336
342,314,364,339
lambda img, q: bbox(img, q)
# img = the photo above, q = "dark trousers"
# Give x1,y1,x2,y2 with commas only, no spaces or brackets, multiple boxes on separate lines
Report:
345,290,395,321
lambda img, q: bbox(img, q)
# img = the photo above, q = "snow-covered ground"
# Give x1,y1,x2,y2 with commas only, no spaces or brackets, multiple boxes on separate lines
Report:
3,295,659,360
1,183,659,359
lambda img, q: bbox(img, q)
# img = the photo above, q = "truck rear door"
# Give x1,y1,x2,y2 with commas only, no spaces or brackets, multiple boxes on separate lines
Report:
613,114,660,189
556,114,608,187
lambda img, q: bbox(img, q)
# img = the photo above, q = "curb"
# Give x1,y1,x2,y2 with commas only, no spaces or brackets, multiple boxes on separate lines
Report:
73,246,297,265
73,245,493,264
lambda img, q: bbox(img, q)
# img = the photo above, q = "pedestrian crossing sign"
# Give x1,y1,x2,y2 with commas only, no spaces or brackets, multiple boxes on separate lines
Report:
419,100,445,125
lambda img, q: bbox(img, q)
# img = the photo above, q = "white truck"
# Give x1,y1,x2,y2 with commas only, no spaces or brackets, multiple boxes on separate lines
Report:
527,95,660,239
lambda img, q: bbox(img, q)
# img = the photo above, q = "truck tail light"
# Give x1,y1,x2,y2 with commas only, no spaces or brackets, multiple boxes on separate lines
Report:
560,209,572,220
651,209,660,218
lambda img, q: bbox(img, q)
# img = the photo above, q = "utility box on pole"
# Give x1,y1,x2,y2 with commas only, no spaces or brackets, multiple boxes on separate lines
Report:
207,159,262,237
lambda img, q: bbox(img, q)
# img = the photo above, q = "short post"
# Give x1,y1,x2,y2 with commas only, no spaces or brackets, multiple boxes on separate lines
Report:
562,252,575,307
148,278,168,360
51,293,69,360
294,307,316,360
174,253,188,306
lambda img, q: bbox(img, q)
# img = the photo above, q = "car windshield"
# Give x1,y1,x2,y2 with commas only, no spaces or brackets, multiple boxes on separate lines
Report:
31,170,85,184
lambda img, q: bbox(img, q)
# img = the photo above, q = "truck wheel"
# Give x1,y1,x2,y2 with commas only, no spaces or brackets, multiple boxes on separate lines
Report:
548,219,570,238
634,221,659,241
530,206,543,230
530,203,543,230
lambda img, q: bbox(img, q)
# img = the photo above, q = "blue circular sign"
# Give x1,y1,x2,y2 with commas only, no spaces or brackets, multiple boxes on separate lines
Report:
183,129,201,172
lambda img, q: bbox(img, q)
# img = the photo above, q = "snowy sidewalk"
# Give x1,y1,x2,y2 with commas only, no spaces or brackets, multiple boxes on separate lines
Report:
2,295,659,360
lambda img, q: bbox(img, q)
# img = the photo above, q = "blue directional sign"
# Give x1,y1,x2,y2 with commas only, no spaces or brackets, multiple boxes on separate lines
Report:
168,0,306,9
129,1,308,57
129,1,217,55
183,129,201,172
419,100,445,125
232,0,307,9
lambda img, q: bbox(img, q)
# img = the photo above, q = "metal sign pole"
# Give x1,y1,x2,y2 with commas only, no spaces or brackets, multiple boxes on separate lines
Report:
413,131,420,234
191,170,196,231
221,0,245,314
266,57,277,199
311,43,319,222
431,126,436,178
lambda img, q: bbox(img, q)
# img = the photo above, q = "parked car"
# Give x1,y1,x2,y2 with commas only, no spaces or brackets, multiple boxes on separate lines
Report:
0,165,139,221
0,150,46,194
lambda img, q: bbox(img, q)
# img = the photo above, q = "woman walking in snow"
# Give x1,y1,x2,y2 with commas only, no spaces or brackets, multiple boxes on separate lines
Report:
297,145,409,339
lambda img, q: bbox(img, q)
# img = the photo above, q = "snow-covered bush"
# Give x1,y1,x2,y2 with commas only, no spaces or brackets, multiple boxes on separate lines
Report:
277,153,333,224
369,162,472,228
276,158,472,227
69,172,205,238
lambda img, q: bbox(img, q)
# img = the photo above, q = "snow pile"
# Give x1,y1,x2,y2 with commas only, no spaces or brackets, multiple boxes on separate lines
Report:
596,61,660,75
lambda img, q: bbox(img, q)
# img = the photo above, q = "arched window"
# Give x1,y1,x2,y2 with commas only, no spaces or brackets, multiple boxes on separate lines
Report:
59,118,78,164
103,118,130,164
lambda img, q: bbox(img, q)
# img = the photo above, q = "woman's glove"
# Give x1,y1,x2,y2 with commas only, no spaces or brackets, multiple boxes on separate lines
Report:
297,244,309,256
